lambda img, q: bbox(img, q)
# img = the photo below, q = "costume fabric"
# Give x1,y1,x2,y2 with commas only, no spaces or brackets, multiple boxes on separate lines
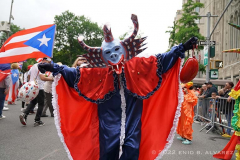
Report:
177,89,198,140
51,44,185,160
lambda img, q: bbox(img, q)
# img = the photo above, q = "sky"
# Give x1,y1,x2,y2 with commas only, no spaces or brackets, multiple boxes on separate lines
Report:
0,0,183,54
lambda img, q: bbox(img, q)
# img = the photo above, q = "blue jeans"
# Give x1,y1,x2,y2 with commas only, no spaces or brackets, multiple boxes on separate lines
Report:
226,112,234,135
0,88,6,116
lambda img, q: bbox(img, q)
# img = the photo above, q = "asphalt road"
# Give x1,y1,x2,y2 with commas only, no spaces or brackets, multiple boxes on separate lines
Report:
0,100,236,160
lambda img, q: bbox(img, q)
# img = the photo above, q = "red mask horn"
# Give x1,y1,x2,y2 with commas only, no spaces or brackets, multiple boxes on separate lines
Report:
123,14,139,43
103,24,114,42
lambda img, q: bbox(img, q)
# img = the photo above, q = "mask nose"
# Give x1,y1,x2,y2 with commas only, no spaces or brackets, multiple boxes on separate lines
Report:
110,53,118,61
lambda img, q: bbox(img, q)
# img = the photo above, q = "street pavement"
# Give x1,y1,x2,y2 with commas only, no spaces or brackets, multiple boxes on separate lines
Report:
0,100,236,160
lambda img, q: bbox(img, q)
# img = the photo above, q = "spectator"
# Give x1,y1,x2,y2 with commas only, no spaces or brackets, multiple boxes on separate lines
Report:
7,63,19,105
217,82,234,138
72,56,88,68
19,57,54,127
0,64,11,119
41,72,54,117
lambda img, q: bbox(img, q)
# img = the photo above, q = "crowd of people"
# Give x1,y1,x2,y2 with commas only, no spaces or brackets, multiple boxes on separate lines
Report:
192,81,235,138
0,56,88,126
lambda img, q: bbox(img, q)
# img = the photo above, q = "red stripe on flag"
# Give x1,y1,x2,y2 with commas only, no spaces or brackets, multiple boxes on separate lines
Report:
3,41,28,51
0,52,47,64
2,24,54,46
0,69,11,82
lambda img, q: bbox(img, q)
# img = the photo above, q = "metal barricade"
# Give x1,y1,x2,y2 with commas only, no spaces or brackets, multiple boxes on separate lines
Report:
195,97,235,134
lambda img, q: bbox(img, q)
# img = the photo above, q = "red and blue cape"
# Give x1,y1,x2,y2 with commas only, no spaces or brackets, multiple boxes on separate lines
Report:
51,44,185,160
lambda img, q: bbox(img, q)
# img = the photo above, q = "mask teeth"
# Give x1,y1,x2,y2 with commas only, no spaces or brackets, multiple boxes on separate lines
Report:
121,62,124,65
116,65,119,70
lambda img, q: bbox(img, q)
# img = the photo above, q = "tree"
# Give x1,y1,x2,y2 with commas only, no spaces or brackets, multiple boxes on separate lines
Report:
0,23,23,47
175,0,204,50
119,26,144,40
53,11,104,66
166,21,177,49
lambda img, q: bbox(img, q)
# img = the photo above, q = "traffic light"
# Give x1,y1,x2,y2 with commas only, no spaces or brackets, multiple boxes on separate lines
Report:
210,46,215,58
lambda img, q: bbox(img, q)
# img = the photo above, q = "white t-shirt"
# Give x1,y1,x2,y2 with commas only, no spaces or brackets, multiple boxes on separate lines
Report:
28,63,44,90
23,71,28,83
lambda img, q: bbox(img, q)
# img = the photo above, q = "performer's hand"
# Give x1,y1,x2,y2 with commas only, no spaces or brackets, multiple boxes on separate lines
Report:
183,37,198,51
38,63,53,73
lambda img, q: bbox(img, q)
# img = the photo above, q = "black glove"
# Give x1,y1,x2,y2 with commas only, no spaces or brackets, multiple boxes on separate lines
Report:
38,63,53,73
183,37,198,51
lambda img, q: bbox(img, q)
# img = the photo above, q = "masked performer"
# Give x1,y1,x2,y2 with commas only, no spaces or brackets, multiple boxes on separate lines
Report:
34,14,198,160
177,82,198,145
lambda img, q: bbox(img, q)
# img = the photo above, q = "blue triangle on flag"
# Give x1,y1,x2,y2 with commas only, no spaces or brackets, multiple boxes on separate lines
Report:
24,24,56,57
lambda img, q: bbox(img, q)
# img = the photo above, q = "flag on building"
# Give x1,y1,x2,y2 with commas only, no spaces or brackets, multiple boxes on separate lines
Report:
0,24,56,64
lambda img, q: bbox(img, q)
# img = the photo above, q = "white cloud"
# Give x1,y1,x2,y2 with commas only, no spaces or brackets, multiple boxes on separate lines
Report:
0,0,182,54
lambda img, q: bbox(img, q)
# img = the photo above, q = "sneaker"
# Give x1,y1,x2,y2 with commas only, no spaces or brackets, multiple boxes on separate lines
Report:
19,114,27,125
177,136,186,141
182,139,192,145
222,134,231,138
34,121,45,127
41,114,49,117
0,115,6,119
21,108,25,112
3,107,9,111
194,120,200,123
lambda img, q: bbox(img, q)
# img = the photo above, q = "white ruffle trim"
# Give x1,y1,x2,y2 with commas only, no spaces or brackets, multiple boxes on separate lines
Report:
52,74,73,160
155,58,184,160
119,89,127,157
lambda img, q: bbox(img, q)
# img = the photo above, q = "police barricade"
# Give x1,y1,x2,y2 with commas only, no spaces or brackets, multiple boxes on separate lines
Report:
195,97,234,134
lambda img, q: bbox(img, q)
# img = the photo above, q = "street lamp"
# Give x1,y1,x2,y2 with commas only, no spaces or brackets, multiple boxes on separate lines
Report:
6,0,14,39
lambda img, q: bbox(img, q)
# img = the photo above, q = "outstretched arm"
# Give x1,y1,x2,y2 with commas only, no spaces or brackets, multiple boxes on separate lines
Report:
160,37,198,74
38,63,77,88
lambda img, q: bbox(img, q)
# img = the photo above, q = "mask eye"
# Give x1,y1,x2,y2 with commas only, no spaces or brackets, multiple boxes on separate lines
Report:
115,47,119,51
105,51,111,54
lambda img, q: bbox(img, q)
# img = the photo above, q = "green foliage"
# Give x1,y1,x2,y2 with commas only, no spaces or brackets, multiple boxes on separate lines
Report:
175,0,205,45
119,26,143,40
199,63,206,74
0,23,23,47
22,59,37,73
166,21,177,48
53,11,104,66
166,0,204,50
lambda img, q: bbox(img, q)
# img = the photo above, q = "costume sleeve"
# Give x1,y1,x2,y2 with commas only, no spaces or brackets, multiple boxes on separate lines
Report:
52,63,77,88
159,43,185,74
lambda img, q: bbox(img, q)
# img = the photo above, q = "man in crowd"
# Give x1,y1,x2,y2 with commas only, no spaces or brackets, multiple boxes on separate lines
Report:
19,57,54,126
0,64,11,119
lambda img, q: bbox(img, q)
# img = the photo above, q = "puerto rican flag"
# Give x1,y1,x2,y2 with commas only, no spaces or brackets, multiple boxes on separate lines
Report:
8,69,19,103
0,63,11,82
0,24,56,64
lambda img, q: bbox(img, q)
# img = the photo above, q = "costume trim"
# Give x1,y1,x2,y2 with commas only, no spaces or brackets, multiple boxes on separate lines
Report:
52,74,73,160
119,89,126,157
73,67,119,104
121,54,163,99
156,58,184,159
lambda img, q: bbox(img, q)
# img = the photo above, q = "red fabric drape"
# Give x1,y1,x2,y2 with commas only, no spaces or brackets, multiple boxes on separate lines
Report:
56,76,99,160
139,59,181,160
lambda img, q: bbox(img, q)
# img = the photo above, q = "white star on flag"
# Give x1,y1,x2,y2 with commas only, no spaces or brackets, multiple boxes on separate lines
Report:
38,34,51,47
13,73,18,77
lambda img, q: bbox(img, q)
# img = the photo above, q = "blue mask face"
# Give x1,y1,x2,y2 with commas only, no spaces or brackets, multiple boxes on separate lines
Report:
101,39,126,65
